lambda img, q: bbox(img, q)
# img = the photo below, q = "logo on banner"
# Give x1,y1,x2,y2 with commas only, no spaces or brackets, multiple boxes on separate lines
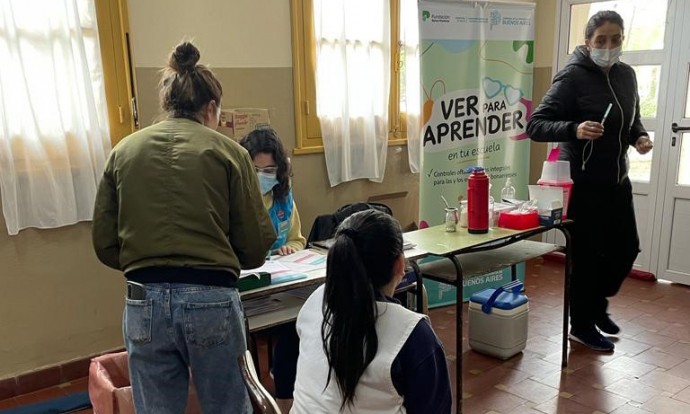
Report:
423,10,451,23
490,10,501,29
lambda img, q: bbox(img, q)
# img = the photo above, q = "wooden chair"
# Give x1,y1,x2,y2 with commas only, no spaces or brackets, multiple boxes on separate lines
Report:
237,350,282,414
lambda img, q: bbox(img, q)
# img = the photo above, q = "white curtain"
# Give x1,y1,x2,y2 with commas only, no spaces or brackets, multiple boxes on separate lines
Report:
0,0,110,235
313,0,391,186
400,0,421,173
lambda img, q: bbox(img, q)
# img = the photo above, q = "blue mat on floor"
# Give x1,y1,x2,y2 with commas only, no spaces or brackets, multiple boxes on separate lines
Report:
0,392,91,414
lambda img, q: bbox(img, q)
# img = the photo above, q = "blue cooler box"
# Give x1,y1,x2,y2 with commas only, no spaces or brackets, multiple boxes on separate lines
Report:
468,281,529,359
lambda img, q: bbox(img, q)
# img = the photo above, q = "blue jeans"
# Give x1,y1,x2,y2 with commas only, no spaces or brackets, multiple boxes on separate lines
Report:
123,283,251,414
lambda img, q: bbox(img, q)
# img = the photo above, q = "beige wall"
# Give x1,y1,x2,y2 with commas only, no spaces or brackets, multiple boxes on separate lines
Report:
0,211,124,378
0,0,559,379
128,0,292,68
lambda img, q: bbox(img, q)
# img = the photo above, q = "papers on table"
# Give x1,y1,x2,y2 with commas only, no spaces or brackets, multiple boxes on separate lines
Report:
269,249,327,284
403,238,416,250
271,272,308,285
240,260,290,278
274,249,327,273
239,249,326,285
314,238,416,251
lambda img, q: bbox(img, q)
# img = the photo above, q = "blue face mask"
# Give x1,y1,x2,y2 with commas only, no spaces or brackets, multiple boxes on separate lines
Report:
258,172,279,195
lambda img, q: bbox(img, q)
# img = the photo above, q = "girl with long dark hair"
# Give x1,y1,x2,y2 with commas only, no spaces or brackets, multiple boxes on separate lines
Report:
292,210,451,413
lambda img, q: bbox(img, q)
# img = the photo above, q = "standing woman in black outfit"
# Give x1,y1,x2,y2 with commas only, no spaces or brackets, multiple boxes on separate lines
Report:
527,10,653,352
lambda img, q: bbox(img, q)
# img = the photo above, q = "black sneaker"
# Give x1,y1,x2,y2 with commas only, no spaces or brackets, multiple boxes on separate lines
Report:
596,314,620,335
569,328,615,352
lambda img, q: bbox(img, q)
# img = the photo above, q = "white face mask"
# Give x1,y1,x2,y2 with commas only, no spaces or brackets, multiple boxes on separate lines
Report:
257,172,279,194
590,46,622,68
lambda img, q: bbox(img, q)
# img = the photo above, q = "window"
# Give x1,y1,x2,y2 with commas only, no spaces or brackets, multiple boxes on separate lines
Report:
567,1,667,54
290,0,411,154
0,0,134,234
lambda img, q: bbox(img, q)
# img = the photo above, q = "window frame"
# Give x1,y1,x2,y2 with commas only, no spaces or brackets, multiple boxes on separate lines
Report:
94,0,137,147
290,0,408,155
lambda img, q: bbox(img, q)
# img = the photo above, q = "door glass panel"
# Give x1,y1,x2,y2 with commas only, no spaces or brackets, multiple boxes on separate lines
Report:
684,68,690,117
679,133,690,185
568,1,668,54
631,65,660,118
628,131,654,183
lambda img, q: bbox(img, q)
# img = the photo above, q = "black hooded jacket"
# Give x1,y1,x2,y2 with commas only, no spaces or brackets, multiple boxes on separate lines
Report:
527,45,648,186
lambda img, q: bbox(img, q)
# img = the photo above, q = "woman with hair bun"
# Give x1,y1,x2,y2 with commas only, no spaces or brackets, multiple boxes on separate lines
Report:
292,210,451,414
93,41,276,413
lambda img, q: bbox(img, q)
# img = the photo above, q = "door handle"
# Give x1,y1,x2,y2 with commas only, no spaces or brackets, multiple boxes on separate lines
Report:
671,122,690,133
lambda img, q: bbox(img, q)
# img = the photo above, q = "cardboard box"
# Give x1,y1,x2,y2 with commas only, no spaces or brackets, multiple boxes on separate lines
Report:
218,108,270,140
539,207,563,226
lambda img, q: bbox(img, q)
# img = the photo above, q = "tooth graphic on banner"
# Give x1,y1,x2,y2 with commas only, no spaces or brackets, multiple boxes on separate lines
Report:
504,85,523,106
482,77,502,99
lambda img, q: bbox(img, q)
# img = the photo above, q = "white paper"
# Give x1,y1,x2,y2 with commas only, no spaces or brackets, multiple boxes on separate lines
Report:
403,238,416,250
240,260,290,278
276,249,327,273
528,185,563,213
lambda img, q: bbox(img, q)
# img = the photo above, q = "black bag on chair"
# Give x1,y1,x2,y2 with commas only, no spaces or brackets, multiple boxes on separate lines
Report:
307,202,393,245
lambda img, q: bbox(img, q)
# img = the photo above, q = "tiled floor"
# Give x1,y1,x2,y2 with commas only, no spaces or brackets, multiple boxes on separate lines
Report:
435,257,690,414
0,377,91,413
2,258,690,413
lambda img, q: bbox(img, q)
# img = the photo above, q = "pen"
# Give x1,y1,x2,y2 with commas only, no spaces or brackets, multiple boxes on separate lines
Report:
601,103,613,126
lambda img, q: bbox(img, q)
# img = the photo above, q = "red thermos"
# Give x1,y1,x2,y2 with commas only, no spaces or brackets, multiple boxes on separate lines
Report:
467,167,489,234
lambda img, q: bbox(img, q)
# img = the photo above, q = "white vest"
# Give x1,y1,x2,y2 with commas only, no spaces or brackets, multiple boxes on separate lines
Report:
291,285,426,414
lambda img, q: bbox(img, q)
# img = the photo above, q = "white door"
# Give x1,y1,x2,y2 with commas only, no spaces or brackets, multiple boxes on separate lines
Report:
654,0,690,284
552,0,690,284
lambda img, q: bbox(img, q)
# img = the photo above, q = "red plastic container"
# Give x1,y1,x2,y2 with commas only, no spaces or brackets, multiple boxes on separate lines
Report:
89,352,201,414
467,167,489,234
498,210,539,230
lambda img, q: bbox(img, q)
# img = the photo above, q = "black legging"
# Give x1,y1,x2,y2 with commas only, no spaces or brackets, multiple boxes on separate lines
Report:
568,177,640,330
272,322,299,399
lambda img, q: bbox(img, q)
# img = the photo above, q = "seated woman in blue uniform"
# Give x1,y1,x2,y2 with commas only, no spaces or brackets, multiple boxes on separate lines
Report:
240,127,306,411
240,127,306,255
291,210,452,414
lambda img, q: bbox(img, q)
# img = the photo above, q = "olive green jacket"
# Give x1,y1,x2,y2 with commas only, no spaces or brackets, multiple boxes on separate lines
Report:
92,118,276,277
